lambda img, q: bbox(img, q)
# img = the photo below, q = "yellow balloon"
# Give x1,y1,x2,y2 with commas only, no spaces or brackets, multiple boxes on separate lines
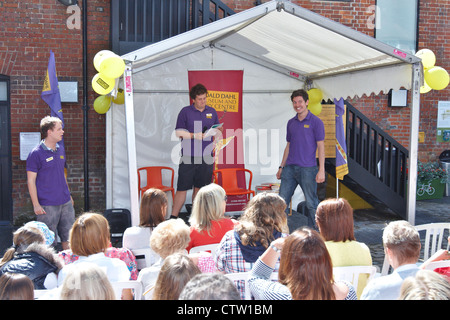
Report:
92,73,115,95
415,49,436,69
100,56,125,79
308,102,322,116
93,50,116,73
424,66,450,91
420,79,432,94
113,88,125,105
307,88,323,104
93,95,112,114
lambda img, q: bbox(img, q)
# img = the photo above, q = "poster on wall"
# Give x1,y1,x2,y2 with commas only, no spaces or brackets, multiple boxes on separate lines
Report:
437,101,450,142
188,70,247,212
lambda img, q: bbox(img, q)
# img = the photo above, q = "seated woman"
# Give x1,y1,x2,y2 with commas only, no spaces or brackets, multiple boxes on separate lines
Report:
57,213,131,298
0,273,35,300
122,188,167,266
187,183,238,252
248,227,357,300
0,223,63,290
215,192,288,299
315,198,372,298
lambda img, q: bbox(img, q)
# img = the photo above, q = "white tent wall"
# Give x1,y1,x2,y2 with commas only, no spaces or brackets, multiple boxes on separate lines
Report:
107,48,307,218
107,0,422,226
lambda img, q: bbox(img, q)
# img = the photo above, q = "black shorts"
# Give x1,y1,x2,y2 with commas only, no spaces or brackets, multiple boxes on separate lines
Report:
176,156,214,191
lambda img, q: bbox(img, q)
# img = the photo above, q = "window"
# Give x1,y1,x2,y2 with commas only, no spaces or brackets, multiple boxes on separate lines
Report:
0,81,7,101
375,0,419,54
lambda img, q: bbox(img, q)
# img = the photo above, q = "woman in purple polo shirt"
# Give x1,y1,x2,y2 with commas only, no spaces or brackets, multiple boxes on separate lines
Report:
276,89,325,229
170,83,222,218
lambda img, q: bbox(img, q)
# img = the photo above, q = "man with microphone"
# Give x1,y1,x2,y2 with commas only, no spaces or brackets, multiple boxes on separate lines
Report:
170,83,222,218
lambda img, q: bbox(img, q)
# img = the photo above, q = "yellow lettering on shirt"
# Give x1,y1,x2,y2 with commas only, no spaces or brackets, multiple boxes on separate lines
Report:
304,124,310,128
46,157,54,162
206,113,212,119
60,155,64,159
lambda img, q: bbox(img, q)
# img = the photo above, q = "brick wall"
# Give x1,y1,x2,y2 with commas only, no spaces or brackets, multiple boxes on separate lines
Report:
1,0,110,223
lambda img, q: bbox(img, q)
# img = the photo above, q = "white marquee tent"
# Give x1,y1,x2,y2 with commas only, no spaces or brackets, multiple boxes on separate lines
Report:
107,0,422,226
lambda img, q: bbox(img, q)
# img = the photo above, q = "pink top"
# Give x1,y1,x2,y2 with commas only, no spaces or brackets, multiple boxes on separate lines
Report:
186,218,238,252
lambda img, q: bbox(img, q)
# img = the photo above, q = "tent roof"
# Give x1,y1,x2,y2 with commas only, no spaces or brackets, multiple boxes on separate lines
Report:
122,0,421,99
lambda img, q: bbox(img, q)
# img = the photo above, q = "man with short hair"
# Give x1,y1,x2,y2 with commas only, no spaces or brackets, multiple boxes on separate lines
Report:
26,116,74,250
170,83,221,218
277,89,325,229
360,220,421,300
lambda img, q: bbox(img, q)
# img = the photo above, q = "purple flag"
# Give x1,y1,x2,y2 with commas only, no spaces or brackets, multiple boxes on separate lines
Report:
334,97,348,180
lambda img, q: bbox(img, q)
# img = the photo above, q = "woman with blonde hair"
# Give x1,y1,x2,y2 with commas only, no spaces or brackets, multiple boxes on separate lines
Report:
152,253,200,300
187,183,237,252
60,262,116,300
57,213,130,286
249,227,357,300
315,198,372,298
399,269,450,300
123,188,167,266
215,192,288,299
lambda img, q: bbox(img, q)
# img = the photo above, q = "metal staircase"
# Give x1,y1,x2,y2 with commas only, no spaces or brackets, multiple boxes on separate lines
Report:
326,101,408,219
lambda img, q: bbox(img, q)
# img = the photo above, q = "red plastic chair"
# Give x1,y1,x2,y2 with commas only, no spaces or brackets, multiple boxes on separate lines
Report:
212,168,255,201
137,166,175,200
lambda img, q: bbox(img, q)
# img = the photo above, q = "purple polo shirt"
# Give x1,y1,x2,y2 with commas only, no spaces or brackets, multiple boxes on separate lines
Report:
175,104,219,157
26,141,71,206
285,111,325,167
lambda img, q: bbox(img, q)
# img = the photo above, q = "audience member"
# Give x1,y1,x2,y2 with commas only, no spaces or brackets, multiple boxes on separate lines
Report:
179,273,241,300
360,220,421,300
0,272,34,300
0,223,63,289
186,183,238,252
151,252,201,300
215,192,288,299
58,213,138,282
59,262,116,300
56,213,130,296
399,269,450,300
138,218,191,299
315,197,372,297
123,188,167,266
248,227,357,300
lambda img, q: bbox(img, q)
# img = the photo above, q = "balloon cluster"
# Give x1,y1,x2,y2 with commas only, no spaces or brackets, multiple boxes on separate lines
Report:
91,50,125,114
415,49,449,93
307,88,323,116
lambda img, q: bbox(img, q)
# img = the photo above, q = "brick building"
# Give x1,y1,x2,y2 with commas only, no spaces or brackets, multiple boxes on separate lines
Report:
0,0,448,225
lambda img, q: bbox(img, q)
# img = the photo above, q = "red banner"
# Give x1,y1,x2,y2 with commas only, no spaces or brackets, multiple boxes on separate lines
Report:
188,70,247,212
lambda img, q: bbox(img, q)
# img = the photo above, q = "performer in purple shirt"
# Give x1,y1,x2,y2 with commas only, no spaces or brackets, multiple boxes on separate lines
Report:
26,116,74,250
170,83,222,218
276,89,325,229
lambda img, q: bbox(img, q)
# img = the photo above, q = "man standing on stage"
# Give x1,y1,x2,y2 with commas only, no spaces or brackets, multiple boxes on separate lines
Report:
276,89,325,229
26,116,74,249
170,83,221,218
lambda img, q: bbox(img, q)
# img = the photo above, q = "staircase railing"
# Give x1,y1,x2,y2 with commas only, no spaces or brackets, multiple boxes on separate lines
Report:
340,101,409,217
111,0,235,55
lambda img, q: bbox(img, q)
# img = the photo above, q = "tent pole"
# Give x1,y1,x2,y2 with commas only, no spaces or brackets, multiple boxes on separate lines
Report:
406,62,422,225
124,65,140,226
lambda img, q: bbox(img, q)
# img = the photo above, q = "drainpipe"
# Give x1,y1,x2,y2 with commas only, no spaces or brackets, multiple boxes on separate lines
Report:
82,0,89,211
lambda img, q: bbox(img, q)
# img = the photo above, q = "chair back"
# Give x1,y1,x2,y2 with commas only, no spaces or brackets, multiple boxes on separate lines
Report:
189,243,219,254
333,265,377,298
103,208,131,247
131,247,157,271
415,223,450,261
111,280,143,300
224,272,252,300
137,166,175,199
213,168,252,191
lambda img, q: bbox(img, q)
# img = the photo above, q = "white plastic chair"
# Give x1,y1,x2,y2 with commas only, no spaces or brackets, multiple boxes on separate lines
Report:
189,243,219,254
381,222,450,276
111,280,143,300
225,271,279,300
333,265,377,294
34,289,50,300
423,260,450,271
131,247,155,271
